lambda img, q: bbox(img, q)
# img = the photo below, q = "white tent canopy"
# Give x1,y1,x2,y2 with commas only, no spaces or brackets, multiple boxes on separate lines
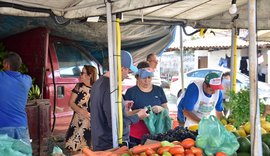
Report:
0,0,270,29
0,0,265,155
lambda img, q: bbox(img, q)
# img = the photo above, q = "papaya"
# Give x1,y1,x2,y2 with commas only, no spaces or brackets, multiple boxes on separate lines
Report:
237,137,251,153
262,142,270,156
243,122,251,134
237,152,251,156
231,151,237,156
262,121,270,132
232,131,240,138
262,133,270,148
246,135,251,141
225,124,236,132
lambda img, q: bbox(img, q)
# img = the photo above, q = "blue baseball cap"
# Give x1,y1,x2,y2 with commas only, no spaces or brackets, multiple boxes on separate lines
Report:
121,50,138,73
137,68,154,79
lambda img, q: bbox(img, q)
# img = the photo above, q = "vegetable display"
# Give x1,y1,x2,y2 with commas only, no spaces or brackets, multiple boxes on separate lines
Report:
141,126,197,144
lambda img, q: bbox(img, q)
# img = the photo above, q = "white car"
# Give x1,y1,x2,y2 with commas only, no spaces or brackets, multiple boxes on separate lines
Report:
169,68,270,101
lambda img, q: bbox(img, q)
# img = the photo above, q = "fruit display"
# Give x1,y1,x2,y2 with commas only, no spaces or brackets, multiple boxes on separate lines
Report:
141,126,197,144
205,116,270,155
130,139,203,156
80,117,270,156
81,139,202,156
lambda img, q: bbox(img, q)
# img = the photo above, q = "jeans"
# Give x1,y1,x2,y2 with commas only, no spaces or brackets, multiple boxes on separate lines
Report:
0,127,31,146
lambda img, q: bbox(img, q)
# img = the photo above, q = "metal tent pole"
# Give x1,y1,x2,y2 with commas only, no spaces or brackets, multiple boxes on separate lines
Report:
230,26,237,92
106,0,119,148
179,25,184,92
248,0,262,155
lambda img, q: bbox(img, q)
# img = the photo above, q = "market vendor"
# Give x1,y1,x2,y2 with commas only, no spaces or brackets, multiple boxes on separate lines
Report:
177,72,224,127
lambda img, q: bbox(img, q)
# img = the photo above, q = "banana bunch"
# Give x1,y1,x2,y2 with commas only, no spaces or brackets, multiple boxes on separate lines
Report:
28,84,41,100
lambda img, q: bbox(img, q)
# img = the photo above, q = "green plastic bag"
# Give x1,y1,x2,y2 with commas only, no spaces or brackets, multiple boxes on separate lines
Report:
143,106,172,135
0,134,32,156
196,115,239,156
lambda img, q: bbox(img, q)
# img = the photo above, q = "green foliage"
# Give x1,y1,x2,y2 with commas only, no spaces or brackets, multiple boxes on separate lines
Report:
265,114,270,122
0,42,38,100
227,89,265,128
0,42,28,73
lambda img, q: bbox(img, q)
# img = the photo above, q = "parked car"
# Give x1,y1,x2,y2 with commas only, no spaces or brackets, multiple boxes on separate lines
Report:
2,27,103,136
161,78,171,88
122,74,136,94
170,68,270,101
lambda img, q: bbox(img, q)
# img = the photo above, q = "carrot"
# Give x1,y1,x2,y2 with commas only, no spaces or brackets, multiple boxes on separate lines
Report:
82,147,97,156
95,151,114,156
131,142,162,154
82,147,114,156
112,146,130,155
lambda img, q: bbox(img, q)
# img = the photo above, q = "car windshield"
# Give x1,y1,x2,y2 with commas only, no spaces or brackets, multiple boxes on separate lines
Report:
236,72,250,86
187,69,222,78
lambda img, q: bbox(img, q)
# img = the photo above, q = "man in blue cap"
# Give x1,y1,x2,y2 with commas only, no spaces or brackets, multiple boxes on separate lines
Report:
90,50,148,151
177,72,224,127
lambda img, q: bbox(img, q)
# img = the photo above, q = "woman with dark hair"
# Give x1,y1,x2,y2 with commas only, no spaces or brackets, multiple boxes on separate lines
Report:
125,68,168,145
65,65,97,153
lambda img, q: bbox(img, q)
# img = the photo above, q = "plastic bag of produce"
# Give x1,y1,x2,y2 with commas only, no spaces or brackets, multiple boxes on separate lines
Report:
143,106,172,135
0,134,32,156
196,115,239,155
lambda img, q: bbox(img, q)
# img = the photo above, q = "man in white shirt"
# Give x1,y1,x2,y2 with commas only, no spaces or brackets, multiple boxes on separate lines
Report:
147,53,161,86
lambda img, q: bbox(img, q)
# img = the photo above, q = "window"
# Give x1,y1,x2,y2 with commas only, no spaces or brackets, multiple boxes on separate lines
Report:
54,42,98,77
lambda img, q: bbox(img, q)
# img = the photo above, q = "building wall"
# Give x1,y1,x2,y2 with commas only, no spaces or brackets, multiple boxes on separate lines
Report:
195,48,248,71
160,51,194,80
194,48,269,83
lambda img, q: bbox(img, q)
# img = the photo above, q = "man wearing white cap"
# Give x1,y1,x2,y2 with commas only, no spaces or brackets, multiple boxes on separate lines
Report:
90,50,148,151
177,72,224,127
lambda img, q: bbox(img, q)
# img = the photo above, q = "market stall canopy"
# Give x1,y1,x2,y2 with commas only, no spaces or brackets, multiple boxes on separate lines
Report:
0,15,175,64
0,0,270,29
1,0,270,63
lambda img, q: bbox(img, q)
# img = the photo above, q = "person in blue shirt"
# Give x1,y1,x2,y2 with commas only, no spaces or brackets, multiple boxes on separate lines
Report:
0,52,32,147
90,51,149,151
125,68,168,145
177,72,224,127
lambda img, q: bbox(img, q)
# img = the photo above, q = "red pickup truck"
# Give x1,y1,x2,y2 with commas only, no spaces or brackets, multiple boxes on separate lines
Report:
2,27,103,136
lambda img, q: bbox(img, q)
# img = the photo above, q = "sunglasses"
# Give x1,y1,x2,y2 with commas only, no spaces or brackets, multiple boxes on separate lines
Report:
80,72,86,75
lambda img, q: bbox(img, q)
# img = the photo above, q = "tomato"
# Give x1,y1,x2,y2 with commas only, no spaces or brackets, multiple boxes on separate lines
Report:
184,149,195,156
139,152,147,156
172,141,182,146
216,152,227,156
157,146,171,155
190,147,203,154
162,151,172,156
145,148,156,156
174,154,185,156
181,138,195,149
168,146,184,155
